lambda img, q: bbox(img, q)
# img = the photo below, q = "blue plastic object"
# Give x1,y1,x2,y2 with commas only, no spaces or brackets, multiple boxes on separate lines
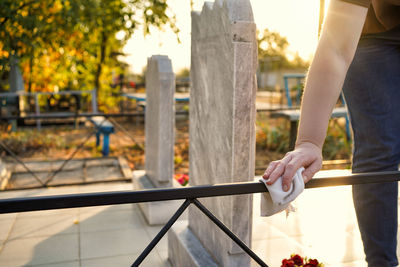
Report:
91,117,114,156
283,73,305,107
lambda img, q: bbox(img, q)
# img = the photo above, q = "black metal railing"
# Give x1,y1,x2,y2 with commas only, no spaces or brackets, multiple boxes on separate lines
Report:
0,170,400,266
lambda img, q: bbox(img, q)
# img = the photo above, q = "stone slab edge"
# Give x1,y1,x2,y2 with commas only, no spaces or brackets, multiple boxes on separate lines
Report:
168,220,218,267
132,170,186,225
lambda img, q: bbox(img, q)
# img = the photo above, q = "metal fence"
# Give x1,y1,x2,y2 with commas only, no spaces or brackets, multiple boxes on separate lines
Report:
0,170,399,266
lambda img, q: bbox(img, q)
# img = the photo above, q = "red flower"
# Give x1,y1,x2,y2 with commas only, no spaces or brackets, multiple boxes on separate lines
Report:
281,259,295,267
282,254,322,267
305,259,319,266
174,174,189,186
290,254,304,266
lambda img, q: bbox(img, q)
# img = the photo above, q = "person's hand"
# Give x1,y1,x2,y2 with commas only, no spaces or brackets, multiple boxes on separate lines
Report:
262,142,322,191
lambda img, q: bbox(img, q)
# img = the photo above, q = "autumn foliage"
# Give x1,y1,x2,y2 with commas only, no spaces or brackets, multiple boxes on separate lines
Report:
0,0,178,111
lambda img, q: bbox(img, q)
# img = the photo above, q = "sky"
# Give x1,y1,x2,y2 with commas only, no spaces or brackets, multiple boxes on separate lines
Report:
122,0,329,74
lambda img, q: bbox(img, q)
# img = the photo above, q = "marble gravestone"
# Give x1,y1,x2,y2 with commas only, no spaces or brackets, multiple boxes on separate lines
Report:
133,55,182,225
144,55,175,187
0,158,10,190
8,56,26,131
168,0,257,266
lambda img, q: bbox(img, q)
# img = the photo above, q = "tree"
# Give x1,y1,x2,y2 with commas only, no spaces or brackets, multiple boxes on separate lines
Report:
257,28,309,72
0,0,178,111
0,0,62,91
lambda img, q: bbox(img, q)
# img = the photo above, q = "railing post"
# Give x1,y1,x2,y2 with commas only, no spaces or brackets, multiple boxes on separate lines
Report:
35,93,41,130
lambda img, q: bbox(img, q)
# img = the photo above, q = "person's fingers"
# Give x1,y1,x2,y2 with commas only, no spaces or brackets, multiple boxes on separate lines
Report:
266,154,292,185
262,142,323,191
281,154,304,191
302,157,322,183
263,161,279,180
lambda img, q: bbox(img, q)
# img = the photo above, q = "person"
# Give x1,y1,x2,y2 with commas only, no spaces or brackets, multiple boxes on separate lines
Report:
262,0,400,266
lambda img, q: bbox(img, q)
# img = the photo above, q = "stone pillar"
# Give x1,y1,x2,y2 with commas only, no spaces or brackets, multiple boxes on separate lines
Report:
0,158,10,190
8,56,25,131
133,55,183,225
144,55,175,187
168,0,257,266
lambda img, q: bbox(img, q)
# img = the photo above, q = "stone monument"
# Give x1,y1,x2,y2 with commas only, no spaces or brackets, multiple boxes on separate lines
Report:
133,55,182,225
168,0,257,266
8,56,25,130
0,158,10,190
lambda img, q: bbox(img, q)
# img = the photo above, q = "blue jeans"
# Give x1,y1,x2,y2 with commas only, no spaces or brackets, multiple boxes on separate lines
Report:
343,26,400,267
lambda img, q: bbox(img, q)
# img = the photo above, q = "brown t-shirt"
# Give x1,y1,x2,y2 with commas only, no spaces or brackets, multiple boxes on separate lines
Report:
340,0,400,34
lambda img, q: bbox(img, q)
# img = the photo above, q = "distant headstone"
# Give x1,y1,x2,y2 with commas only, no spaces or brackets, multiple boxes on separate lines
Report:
9,56,24,93
145,55,175,187
133,55,183,225
168,0,257,266
8,56,25,131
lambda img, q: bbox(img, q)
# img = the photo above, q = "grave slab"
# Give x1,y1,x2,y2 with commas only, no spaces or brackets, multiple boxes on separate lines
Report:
134,55,180,225
169,0,257,266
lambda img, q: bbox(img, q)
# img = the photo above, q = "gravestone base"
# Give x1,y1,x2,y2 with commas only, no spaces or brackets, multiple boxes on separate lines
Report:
132,170,186,225
0,159,10,190
168,220,218,267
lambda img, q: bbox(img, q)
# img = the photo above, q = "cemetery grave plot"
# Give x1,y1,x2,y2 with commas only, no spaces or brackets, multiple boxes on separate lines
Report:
1,156,132,190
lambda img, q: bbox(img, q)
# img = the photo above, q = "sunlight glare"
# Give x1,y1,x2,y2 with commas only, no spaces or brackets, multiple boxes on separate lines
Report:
123,0,328,74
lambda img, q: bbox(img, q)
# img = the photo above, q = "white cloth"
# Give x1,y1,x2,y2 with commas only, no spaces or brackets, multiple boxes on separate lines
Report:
260,167,305,216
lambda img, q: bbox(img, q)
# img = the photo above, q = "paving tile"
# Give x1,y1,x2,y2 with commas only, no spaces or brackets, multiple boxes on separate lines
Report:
9,213,78,239
334,260,367,267
31,186,80,196
252,193,293,240
78,205,111,216
80,227,151,260
0,234,79,266
79,207,144,233
143,224,170,251
17,208,79,219
0,258,32,267
0,189,44,199
300,232,365,265
139,218,176,264
0,214,16,243
76,182,132,194
0,213,18,220
28,260,80,267
252,221,291,241
254,186,358,241
81,253,162,267
251,236,305,267
78,203,137,216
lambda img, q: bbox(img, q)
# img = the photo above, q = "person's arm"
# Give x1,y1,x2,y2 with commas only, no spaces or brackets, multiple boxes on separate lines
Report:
263,0,369,191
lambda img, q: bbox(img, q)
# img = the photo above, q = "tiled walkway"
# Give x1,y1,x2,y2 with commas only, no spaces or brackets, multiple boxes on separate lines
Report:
0,170,396,267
